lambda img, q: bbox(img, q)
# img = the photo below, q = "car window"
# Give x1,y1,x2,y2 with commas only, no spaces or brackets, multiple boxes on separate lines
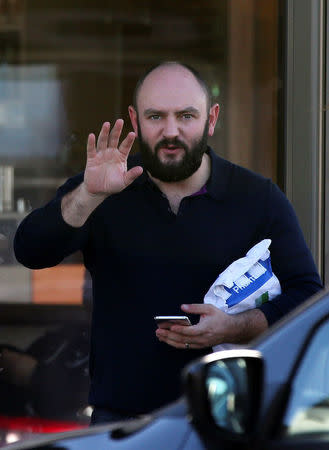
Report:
281,319,329,437
0,316,90,424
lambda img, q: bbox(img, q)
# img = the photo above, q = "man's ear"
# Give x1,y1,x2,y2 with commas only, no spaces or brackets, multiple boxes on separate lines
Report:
208,103,220,137
128,106,138,136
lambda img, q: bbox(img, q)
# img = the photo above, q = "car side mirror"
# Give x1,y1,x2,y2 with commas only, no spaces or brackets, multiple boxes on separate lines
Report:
183,350,263,448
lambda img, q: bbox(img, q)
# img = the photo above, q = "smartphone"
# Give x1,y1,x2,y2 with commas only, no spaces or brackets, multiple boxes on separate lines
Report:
154,315,192,326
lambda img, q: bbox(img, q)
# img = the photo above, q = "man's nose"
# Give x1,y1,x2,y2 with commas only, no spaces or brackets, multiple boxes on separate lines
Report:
163,117,179,139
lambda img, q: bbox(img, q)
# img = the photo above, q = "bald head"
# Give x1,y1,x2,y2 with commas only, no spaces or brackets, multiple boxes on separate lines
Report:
133,62,212,112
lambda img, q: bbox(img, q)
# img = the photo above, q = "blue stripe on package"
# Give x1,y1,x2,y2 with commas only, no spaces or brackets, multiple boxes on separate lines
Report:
224,257,273,308
204,239,281,351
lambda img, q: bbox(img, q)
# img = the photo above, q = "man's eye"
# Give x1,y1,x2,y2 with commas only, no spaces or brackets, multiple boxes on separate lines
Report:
182,114,192,119
150,115,161,120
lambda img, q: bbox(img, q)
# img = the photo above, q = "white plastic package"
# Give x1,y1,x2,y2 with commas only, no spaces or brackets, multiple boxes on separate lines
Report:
204,239,281,351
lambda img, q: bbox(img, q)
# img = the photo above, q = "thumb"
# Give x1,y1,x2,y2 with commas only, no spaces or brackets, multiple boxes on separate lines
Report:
181,303,215,315
124,166,143,186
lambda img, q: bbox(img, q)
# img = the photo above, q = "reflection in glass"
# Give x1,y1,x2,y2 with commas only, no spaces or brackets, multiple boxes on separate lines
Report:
206,358,249,434
282,320,329,436
0,1,280,305
0,322,90,422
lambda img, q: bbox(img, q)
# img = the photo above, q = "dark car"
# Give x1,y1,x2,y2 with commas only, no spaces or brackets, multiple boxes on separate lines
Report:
5,287,329,450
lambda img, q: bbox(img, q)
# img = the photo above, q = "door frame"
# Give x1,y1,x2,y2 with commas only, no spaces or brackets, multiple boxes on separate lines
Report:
284,0,325,281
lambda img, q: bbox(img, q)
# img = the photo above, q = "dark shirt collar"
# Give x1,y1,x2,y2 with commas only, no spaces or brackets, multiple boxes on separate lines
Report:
205,147,231,201
128,146,230,201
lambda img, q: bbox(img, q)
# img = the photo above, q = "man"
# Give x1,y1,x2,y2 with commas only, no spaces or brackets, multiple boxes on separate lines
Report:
14,62,322,424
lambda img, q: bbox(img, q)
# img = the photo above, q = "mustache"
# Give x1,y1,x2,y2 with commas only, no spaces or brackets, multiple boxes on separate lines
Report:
154,138,188,153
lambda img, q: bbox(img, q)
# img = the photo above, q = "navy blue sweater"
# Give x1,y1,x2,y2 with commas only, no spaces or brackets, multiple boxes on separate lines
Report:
14,149,322,414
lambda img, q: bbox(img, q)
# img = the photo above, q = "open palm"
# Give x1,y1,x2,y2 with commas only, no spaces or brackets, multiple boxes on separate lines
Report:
84,119,143,196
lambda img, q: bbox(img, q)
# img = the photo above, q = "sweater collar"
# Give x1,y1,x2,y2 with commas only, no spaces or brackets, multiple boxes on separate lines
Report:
205,147,231,201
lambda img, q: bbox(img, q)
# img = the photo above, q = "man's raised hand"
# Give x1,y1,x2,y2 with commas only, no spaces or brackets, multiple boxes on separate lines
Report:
84,120,143,196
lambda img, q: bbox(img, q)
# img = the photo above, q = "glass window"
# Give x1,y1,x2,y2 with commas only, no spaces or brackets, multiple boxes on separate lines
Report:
0,320,90,421
0,0,282,306
281,319,329,437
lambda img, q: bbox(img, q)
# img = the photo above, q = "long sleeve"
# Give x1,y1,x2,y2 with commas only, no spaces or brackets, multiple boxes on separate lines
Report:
14,173,89,269
258,181,323,325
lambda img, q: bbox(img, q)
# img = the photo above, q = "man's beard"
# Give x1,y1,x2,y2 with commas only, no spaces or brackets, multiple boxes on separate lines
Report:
137,120,209,182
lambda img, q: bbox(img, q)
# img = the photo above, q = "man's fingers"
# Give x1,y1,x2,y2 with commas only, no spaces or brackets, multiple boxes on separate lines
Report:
108,119,124,150
124,166,143,187
87,134,96,158
181,303,215,315
97,122,110,150
95,120,134,157
168,324,200,337
119,131,136,158
156,326,200,342
157,334,202,350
